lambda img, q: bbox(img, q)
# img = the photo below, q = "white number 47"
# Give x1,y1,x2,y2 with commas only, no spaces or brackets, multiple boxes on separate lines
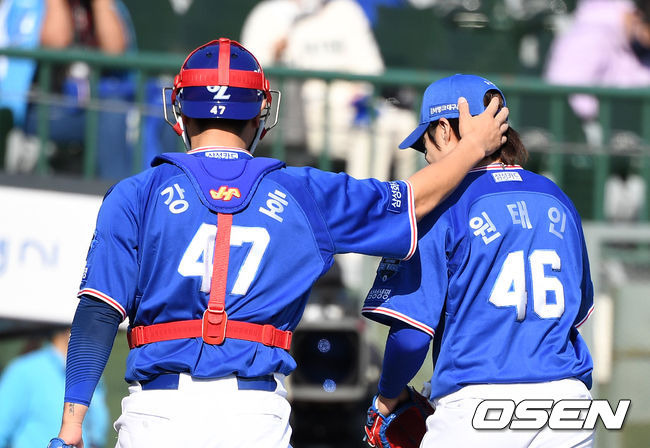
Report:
489,250,565,321
178,223,270,296
210,105,226,115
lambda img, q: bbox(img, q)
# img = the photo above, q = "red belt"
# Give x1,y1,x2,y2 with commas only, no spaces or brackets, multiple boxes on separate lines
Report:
127,311,292,350
127,212,292,351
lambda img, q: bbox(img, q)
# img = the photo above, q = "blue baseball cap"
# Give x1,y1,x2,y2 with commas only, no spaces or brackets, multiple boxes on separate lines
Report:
399,74,506,152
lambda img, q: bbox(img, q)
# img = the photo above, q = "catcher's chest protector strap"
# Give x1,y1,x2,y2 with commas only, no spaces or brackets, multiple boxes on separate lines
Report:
128,212,292,351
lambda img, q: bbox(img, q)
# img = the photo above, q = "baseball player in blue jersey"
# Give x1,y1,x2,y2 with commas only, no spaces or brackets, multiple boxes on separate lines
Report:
362,74,595,448
47,42,509,448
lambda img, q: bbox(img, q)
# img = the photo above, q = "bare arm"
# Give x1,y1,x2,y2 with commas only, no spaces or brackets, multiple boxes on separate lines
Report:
58,402,88,448
40,0,74,48
407,97,509,220
376,387,410,415
91,0,127,54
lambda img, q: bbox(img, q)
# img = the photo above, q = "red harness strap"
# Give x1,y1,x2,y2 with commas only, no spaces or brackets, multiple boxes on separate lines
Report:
127,213,292,351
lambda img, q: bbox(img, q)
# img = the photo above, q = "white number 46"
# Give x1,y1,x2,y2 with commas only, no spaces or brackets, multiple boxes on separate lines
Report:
489,250,564,321
178,223,269,296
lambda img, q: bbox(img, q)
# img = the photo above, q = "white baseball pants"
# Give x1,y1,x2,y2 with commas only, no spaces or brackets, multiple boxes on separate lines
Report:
113,373,292,448
421,378,595,448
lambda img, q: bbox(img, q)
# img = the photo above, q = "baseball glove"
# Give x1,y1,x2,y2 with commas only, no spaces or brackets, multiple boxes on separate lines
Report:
364,386,435,448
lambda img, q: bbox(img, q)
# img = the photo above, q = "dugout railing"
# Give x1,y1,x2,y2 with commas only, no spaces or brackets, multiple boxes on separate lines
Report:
1,46,650,222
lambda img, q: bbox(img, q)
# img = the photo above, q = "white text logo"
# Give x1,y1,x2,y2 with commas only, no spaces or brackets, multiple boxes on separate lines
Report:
472,399,631,430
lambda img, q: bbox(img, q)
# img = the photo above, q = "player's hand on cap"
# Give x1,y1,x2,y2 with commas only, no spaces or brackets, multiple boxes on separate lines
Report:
458,96,509,157
47,437,76,448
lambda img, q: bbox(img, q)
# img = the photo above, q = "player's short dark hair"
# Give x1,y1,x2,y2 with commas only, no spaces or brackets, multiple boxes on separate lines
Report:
426,89,528,166
190,117,250,135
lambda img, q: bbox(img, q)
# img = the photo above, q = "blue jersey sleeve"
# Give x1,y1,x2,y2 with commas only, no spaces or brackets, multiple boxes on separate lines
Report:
78,179,141,319
284,167,417,260
378,324,431,398
361,210,450,336
574,218,594,328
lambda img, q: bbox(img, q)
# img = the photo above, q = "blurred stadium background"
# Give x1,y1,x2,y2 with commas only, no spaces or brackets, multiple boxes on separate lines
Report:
1,1,649,447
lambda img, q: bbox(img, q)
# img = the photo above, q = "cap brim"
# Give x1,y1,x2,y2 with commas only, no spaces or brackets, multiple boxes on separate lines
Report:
399,122,429,152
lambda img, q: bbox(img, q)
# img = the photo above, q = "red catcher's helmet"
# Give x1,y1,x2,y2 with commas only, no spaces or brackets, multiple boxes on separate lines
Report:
163,38,281,151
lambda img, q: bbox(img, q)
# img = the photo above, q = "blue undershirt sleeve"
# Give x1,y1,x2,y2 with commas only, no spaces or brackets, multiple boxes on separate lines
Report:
65,296,121,406
377,323,431,399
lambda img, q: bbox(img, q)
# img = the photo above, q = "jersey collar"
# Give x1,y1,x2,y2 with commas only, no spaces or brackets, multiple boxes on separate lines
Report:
187,146,253,160
469,163,523,173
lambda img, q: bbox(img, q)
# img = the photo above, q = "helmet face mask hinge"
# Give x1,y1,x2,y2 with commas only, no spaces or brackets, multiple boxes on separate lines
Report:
162,86,178,132
265,90,281,132
162,86,191,150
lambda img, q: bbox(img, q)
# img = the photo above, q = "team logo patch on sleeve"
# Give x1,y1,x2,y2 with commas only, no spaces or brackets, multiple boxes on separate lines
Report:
377,257,401,281
79,231,99,288
387,181,406,213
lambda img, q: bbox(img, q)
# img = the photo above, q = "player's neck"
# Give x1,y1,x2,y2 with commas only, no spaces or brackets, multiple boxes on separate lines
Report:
189,129,249,152
475,157,504,168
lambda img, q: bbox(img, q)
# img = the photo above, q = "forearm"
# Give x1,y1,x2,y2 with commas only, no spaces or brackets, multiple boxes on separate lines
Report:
41,0,74,48
56,297,120,446
376,388,409,416
65,296,120,405
408,133,484,220
91,0,127,53
58,402,89,446
376,325,431,414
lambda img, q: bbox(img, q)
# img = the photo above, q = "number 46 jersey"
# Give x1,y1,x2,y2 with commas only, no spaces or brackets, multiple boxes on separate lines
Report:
362,164,594,401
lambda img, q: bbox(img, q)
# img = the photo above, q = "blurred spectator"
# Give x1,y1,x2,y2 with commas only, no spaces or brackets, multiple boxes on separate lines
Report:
0,325,109,448
545,0,650,222
240,0,301,67
354,0,407,27
280,0,412,181
544,0,650,146
604,170,646,221
242,0,419,294
1,0,139,180
243,0,418,181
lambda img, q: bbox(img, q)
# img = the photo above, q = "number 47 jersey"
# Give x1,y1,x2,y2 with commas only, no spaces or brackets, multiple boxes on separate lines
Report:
362,164,594,400
78,148,417,383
